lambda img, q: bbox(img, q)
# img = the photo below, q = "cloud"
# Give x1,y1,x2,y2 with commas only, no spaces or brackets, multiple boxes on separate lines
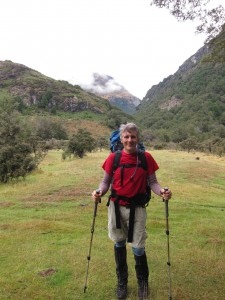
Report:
81,73,126,95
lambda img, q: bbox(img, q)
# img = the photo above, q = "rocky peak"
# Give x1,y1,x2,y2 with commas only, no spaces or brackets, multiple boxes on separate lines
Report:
81,73,141,114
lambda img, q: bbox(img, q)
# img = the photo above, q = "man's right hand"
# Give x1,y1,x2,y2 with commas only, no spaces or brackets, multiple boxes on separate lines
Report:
92,189,102,203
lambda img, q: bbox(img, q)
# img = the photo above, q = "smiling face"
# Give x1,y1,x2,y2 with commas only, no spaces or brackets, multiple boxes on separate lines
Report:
121,130,139,154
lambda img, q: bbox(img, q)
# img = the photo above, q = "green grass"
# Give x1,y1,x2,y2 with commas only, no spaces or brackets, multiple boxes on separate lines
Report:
0,150,224,299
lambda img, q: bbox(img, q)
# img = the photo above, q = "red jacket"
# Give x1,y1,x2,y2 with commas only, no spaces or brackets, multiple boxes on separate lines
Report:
102,150,159,205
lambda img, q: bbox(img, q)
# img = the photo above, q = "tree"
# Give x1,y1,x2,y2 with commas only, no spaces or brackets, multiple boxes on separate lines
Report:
0,98,37,182
66,129,96,158
35,118,68,140
180,137,198,152
38,90,53,109
97,136,109,151
150,0,225,41
202,24,225,62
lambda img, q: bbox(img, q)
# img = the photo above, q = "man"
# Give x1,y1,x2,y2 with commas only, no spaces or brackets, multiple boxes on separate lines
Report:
92,123,172,300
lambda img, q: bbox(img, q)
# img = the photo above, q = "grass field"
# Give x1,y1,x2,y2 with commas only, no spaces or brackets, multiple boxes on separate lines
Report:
0,149,224,300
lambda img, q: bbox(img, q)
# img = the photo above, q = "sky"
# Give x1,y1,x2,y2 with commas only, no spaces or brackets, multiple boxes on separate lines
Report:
1,0,224,99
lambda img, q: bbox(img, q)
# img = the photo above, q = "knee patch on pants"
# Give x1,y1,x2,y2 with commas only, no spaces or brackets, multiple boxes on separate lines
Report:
132,247,145,256
115,240,126,248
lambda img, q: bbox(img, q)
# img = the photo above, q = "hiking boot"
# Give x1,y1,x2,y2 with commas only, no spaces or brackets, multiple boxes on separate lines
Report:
137,280,149,300
114,245,128,299
134,253,149,300
116,283,128,299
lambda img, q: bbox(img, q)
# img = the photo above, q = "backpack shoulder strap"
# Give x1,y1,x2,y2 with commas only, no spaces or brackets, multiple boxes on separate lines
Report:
113,150,122,173
138,150,151,202
137,150,148,171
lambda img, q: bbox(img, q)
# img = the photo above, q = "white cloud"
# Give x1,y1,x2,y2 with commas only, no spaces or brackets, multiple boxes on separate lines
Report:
82,73,125,94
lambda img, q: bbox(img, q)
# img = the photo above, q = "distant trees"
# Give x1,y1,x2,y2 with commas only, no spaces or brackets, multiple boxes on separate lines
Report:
104,108,135,129
35,119,68,140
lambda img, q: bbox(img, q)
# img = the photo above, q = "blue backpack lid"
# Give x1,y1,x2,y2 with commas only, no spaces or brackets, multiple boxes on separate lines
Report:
110,129,121,152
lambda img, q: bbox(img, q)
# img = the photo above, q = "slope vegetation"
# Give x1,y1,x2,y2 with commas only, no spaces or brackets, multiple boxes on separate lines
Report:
135,31,225,154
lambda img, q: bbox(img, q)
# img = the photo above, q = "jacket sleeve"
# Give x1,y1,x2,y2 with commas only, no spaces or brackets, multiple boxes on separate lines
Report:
98,171,112,196
148,172,162,196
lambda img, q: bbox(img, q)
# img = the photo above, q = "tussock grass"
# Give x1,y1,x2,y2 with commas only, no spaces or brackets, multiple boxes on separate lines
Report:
0,150,224,299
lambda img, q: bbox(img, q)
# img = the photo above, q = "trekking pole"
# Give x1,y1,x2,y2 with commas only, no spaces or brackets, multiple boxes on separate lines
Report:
163,187,172,300
83,189,101,293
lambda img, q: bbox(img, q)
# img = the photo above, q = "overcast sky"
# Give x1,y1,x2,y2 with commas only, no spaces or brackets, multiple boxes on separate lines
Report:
1,0,224,99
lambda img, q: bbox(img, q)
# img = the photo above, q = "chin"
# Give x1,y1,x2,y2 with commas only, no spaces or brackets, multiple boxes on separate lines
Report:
126,147,136,153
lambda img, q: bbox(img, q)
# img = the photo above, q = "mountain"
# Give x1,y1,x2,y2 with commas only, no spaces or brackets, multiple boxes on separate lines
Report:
0,60,111,114
135,30,225,153
1,26,224,156
0,60,134,139
81,73,141,114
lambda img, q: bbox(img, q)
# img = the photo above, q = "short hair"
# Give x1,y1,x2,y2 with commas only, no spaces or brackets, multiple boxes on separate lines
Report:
119,123,140,138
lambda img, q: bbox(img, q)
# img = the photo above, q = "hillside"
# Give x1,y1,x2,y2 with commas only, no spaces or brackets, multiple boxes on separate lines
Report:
135,29,225,153
0,61,134,138
0,60,110,114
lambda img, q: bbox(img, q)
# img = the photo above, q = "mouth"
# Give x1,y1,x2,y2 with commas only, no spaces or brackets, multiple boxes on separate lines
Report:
127,143,136,148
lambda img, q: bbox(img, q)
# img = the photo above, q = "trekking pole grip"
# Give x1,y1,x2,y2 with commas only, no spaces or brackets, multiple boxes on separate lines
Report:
93,189,101,219
96,188,101,204
162,187,169,217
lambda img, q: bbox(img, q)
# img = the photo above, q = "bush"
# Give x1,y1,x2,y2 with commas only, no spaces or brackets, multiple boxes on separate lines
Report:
65,129,96,158
0,97,42,182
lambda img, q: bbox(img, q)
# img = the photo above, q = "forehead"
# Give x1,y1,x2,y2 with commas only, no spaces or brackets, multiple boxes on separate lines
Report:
121,130,138,137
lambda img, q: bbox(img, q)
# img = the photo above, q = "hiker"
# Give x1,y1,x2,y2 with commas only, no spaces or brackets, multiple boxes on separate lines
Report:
92,122,172,300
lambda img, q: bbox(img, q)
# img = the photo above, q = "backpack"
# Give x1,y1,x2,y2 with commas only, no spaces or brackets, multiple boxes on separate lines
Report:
109,129,123,152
